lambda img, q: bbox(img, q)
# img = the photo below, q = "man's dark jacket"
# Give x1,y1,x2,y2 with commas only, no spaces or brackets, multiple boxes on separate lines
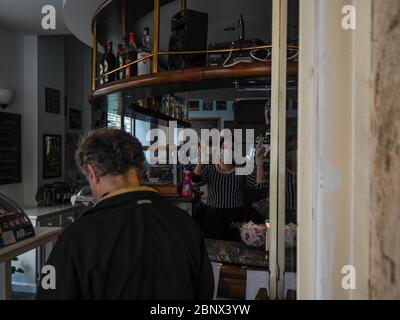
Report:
36,189,214,300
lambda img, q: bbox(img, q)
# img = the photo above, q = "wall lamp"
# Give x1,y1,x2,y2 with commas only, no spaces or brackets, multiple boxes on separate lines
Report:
0,89,15,109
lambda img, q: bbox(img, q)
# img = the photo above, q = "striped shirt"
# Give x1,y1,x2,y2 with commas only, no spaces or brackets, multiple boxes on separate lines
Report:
192,165,266,209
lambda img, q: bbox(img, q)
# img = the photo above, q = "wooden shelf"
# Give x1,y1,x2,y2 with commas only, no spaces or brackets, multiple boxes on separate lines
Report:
89,61,298,109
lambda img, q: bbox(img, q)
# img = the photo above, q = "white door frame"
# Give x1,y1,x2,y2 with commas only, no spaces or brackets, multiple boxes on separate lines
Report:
269,0,288,300
297,0,373,300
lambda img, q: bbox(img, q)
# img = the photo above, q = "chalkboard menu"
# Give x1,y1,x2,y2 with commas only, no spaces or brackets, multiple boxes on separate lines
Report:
0,112,22,185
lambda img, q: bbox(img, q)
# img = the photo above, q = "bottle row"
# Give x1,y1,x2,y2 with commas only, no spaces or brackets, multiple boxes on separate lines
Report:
37,181,82,207
130,94,186,121
99,28,152,86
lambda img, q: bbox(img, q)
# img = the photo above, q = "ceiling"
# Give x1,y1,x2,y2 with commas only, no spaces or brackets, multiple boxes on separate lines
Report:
63,0,104,47
0,0,298,43
0,0,70,35
63,0,298,48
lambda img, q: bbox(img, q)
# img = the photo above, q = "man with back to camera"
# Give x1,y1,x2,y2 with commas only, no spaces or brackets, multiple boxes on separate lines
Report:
36,128,214,300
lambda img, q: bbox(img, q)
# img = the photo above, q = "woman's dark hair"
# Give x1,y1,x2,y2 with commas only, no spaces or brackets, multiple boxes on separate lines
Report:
75,128,145,178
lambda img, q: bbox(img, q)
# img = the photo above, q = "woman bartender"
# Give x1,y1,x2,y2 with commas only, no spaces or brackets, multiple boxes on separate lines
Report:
192,138,267,241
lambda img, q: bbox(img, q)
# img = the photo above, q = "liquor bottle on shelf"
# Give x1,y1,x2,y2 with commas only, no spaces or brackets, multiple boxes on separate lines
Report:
104,41,116,83
150,97,156,111
62,182,69,204
54,183,62,205
125,32,138,79
137,98,148,109
116,43,126,80
99,44,108,86
138,27,152,76
238,13,245,41
161,95,169,115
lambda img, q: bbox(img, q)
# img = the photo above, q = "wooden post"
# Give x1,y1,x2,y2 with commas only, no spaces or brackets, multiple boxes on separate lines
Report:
153,0,160,73
92,20,97,91
181,0,187,10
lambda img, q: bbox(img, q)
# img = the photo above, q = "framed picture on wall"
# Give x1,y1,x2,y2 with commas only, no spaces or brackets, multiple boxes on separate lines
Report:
69,109,82,129
216,100,227,111
202,100,214,111
43,134,62,179
45,88,61,114
189,100,200,112
0,112,22,185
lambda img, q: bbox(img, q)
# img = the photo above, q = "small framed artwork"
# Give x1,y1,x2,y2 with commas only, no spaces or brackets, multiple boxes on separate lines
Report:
69,109,82,129
216,101,227,111
45,88,61,114
203,100,214,111
189,100,200,112
43,134,62,179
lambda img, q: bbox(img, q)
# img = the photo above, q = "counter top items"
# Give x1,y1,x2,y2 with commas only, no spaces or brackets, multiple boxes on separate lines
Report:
205,239,268,269
205,239,296,272
36,181,81,207
181,171,193,198
23,204,76,219
0,193,35,249
237,221,297,249
70,185,94,207
0,227,60,265
143,165,175,185
239,221,267,248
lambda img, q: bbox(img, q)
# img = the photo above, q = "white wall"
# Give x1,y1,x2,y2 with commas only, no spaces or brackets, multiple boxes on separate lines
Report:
64,35,93,180
64,35,92,135
23,36,39,207
37,36,66,188
0,32,93,207
0,28,25,205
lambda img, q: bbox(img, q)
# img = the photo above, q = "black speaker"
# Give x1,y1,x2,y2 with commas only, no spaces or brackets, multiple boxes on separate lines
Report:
168,9,209,70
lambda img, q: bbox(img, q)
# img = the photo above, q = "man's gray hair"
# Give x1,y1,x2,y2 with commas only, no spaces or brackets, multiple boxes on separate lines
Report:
75,128,145,178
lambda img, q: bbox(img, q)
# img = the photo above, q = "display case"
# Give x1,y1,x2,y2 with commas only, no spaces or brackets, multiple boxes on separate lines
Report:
0,194,35,249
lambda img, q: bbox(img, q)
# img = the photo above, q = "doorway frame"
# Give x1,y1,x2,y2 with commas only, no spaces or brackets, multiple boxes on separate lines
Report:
297,0,373,299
